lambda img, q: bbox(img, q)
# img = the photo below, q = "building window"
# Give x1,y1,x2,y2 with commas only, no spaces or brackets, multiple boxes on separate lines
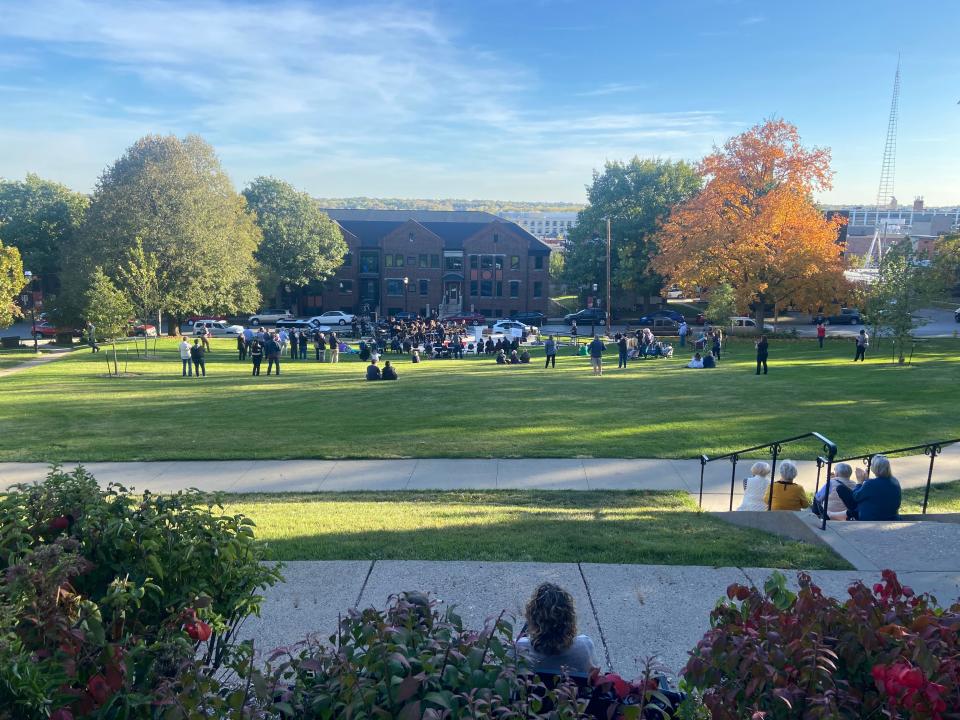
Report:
408,232,415,242
493,232,500,243
494,308,503,318
510,255,520,270
469,255,478,270
343,252,353,267
338,280,353,294
419,254,428,268
496,281,503,297
430,254,440,268
470,280,478,296
494,255,504,270
407,255,415,266
395,254,404,267
509,281,519,298
480,280,493,297
445,255,463,271
360,253,379,273
480,255,493,270
386,279,404,296
419,279,429,296
534,255,544,270
533,281,542,298
385,254,394,268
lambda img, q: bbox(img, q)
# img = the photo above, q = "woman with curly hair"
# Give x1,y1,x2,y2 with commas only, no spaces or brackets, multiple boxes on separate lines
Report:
515,582,598,677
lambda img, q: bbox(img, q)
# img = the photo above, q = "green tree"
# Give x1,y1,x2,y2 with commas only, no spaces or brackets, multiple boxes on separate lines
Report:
866,240,944,364
549,251,565,286
242,177,346,301
0,240,27,328
0,174,88,293
704,282,737,325
62,135,262,332
84,267,134,375
563,158,701,314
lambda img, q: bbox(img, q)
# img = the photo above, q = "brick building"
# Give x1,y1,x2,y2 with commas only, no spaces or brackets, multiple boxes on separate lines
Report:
303,210,551,319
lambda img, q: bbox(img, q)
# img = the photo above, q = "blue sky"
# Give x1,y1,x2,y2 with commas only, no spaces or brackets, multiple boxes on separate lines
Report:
1,0,958,204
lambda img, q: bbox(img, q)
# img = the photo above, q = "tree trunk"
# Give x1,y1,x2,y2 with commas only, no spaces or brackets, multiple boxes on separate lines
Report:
754,302,765,335
111,342,119,376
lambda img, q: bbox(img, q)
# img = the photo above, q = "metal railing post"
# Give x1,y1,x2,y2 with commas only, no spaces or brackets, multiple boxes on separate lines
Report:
767,443,782,511
728,454,739,512
921,444,942,515
699,455,707,509
814,457,824,494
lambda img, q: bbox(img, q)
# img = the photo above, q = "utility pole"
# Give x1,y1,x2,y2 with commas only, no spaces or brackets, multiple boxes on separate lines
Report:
605,218,612,336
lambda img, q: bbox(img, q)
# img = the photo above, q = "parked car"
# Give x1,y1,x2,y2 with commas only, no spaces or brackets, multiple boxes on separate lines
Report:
441,311,486,325
313,310,355,326
248,309,293,326
648,309,685,323
31,322,78,340
666,285,683,299
187,314,228,325
812,307,862,325
128,321,157,337
632,317,680,335
275,316,330,330
729,316,774,332
491,320,537,336
563,308,606,325
192,320,244,337
510,311,546,325
391,311,419,322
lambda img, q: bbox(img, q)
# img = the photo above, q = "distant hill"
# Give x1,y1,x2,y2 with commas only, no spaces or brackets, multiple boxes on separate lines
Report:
316,197,584,214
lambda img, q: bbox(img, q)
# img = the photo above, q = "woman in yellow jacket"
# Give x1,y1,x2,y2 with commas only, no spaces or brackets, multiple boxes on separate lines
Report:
763,460,810,511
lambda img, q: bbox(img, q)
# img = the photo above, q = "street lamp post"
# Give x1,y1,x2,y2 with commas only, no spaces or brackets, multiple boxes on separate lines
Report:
403,276,409,314
591,283,598,337
23,271,37,353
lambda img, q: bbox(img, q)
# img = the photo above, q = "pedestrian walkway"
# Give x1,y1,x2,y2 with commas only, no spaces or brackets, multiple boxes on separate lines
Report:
241,560,960,677
0,349,73,378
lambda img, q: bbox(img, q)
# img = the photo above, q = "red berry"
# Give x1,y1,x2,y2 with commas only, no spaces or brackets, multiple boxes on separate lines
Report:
185,620,212,642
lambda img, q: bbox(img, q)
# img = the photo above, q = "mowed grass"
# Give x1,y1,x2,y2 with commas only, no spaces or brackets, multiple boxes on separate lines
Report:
218,490,851,569
0,336,958,462
902,479,960,514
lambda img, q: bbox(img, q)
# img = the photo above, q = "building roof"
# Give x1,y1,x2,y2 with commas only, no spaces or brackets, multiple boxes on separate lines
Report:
323,209,551,255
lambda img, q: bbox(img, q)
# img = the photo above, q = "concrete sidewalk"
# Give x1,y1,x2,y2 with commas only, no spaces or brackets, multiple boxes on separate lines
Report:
241,560,960,678
3,445,957,498
0,349,74,378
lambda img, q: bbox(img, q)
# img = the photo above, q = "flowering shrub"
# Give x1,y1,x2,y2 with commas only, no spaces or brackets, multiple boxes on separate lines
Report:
684,569,960,719
0,466,282,719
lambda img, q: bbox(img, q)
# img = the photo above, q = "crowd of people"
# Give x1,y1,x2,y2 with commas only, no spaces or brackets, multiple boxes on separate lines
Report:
736,454,902,521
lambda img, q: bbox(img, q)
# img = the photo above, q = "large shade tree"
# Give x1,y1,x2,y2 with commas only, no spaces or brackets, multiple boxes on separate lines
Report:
62,135,262,331
563,158,701,313
0,240,27,328
652,119,848,326
242,177,346,304
0,174,89,294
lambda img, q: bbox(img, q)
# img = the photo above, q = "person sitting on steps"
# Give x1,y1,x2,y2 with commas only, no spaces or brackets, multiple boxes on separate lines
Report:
515,583,598,678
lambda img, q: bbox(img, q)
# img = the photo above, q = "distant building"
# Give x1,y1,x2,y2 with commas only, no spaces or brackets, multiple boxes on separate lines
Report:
304,209,551,320
499,211,578,246
834,205,959,262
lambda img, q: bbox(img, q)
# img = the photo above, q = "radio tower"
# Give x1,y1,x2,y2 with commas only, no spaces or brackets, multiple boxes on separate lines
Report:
865,57,901,268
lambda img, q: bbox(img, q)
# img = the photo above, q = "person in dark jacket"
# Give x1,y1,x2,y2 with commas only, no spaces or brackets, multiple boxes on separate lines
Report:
835,454,902,521
616,333,628,369
299,330,308,359
265,335,281,375
381,360,398,380
755,335,769,375
237,334,247,361
190,339,206,377
544,335,557,368
587,335,605,376
250,340,263,376
366,360,382,381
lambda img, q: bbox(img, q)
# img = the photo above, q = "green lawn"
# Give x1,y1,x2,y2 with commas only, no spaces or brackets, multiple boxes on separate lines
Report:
0,347,42,369
902,479,960,514
219,490,850,569
0,336,957,462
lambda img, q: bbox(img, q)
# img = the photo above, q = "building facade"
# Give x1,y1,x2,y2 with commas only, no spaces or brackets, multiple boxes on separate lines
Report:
499,211,578,242
303,209,551,319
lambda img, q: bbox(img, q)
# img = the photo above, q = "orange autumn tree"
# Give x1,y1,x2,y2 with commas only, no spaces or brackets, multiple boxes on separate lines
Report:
653,119,848,328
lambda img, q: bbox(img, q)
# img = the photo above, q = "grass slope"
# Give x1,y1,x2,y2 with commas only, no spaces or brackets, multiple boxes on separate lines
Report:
0,337,957,462
902,479,960,514
219,490,851,569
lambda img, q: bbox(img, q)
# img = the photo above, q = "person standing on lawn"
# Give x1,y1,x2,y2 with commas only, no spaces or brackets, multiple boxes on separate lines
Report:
237,333,247,361
755,335,769,375
854,329,869,362
617,333,628,369
570,320,578,346
179,336,192,377
816,322,826,349
328,331,339,363
200,325,212,352
678,320,688,348
587,335,606,376
299,328,308,360
265,333,281,376
544,335,557,368
190,339,206,377
250,339,263,376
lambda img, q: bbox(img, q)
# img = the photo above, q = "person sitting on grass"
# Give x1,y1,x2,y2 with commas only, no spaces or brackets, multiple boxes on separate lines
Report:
515,582,598,678
835,454,901,521
763,460,809,511
519,349,530,364
496,349,507,364
381,360,397,381
737,461,772,512
812,462,857,520
702,352,716,368
365,359,381,381
509,349,520,364
686,352,704,369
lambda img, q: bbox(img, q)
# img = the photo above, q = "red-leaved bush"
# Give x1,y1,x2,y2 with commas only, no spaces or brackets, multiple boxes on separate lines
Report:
684,570,960,719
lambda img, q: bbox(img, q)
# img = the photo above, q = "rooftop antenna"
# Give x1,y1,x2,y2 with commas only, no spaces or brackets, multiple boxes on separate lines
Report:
864,56,901,269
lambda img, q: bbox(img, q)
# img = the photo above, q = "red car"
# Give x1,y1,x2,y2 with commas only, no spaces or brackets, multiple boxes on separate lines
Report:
187,314,227,324
127,321,158,337
441,311,486,325
32,321,79,339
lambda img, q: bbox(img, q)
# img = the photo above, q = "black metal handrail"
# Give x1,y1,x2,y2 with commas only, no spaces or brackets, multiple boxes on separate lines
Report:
698,432,838,511
826,438,960,522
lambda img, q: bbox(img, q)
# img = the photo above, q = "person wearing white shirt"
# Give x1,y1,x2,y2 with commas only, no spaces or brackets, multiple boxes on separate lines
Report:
737,462,772,511
178,338,192,377
686,352,704,369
